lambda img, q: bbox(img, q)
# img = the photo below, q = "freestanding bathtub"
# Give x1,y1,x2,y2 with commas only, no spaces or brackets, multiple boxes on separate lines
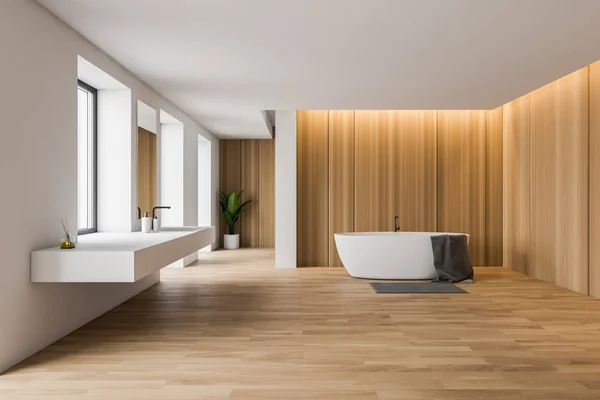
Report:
334,232,470,280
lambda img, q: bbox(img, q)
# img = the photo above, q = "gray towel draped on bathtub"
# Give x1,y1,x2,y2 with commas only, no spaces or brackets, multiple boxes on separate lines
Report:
430,234,474,283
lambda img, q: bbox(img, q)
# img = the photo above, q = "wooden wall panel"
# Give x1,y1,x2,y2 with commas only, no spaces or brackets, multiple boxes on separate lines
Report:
137,127,157,217
437,111,486,265
529,67,588,294
219,140,242,195
299,108,504,267
529,82,558,284
219,140,241,244
329,110,355,267
219,139,275,248
485,107,503,266
258,139,275,247
297,110,329,266
241,140,259,247
555,68,588,294
503,95,531,275
591,61,600,298
355,111,394,232
391,111,437,232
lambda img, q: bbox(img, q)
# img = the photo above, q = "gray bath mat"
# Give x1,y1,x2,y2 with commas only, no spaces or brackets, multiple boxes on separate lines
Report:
370,282,467,294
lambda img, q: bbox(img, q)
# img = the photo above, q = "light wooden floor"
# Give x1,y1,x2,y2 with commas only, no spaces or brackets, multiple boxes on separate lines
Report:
4,248,600,399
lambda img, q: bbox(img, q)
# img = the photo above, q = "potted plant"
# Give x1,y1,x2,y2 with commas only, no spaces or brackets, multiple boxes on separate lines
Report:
219,190,252,249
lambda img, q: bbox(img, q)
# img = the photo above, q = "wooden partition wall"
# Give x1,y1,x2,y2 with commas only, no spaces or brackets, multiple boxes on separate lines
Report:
591,62,600,298
219,139,275,247
504,65,595,296
329,110,355,267
437,111,487,264
297,109,504,267
137,127,157,217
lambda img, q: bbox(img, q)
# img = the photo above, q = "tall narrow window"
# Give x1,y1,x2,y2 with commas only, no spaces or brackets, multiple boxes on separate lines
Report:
77,80,97,234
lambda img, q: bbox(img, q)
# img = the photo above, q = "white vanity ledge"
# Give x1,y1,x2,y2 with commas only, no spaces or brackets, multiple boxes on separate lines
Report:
31,227,215,283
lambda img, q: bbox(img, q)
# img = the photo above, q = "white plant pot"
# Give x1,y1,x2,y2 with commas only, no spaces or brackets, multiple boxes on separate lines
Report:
224,234,240,250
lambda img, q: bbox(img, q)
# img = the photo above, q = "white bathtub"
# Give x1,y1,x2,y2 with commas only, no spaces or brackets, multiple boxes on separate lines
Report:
334,232,470,280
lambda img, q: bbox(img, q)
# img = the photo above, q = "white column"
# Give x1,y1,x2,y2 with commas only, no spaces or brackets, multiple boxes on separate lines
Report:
210,138,220,250
198,141,212,227
160,120,202,266
96,89,132,232
182,126,199,265
275,111,297,268
160,123,184,227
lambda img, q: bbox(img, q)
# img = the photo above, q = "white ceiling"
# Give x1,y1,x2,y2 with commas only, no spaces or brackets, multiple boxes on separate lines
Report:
38,0,600,139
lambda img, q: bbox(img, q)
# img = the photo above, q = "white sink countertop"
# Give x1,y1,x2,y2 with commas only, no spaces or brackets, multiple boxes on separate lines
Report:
43,229,205,252
31,226,215,283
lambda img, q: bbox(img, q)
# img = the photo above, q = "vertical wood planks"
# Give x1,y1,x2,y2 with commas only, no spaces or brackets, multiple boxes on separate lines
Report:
354,111,395,233
137,127,157,217
485,107,503,266
297,110,329,266
590,62,600,298
503,95,531,275
241,140,260,247
437,110,486,265
258,139,275,247
391,111,438,232
329,110,355,267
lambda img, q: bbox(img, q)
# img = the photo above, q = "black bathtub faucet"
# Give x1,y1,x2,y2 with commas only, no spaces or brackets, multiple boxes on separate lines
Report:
394,216,400,232
152,206,171,219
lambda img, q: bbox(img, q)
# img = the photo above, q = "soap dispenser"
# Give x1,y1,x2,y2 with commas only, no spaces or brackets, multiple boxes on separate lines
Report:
141,212,152,233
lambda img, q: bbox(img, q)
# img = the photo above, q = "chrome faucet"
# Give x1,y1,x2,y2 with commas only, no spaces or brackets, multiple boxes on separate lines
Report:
152,206,171,219
393,216,400,232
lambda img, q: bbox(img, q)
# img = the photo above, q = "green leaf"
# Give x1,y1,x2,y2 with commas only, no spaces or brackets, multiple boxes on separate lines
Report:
219,191,227,206
223,210,234,227
227,192,240,216
238,199,252,212
219,191,229,212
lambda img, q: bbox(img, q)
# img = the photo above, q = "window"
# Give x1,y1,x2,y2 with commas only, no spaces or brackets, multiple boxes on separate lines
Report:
77,80,97,234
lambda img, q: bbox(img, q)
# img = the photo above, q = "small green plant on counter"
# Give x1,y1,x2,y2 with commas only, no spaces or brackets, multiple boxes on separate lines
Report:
219,190,252,235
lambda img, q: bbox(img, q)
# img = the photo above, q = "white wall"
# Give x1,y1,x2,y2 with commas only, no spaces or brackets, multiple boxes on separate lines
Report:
134,100,158,232
183,129,199,226
161,118,218,263
210,136,220,250
97,89,132,232
160,122,184,227
182,126,200,264
198,140,213,252
0,0,219,373
137,100,157,134
198,141,212,227
275,111,297,268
